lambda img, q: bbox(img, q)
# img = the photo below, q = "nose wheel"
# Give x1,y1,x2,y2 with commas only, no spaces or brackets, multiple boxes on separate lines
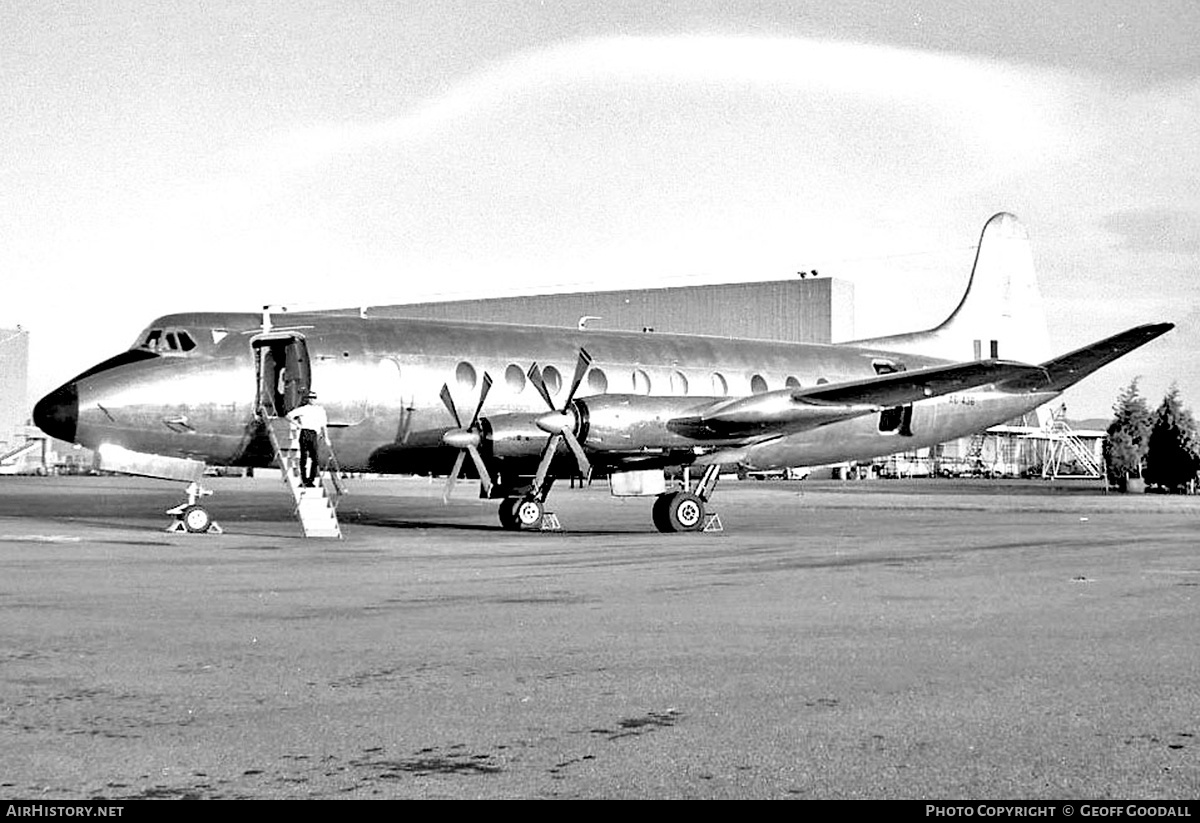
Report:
166,482,224,535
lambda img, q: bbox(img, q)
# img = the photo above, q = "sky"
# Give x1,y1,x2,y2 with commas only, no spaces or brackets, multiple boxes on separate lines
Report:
3,0,1198,419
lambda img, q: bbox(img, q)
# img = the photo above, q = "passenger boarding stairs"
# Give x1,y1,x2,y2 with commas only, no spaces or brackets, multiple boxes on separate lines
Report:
261,410,344,538
1041,412,1105,481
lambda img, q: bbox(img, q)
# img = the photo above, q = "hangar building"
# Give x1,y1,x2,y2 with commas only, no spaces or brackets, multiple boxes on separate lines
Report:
360,277,854,344
0,328,29,453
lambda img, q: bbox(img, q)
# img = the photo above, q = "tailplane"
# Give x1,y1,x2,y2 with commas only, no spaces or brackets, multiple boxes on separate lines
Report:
848,213,1052,365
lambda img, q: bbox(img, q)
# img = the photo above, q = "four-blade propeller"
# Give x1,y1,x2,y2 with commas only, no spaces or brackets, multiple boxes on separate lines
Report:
528,348,593,492
439,373,494,502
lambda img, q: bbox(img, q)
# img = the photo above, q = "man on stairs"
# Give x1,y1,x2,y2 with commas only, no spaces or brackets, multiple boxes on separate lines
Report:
286,391,328,488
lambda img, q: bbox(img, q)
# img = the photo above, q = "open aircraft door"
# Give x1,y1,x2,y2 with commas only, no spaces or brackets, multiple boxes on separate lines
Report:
252,332,312,418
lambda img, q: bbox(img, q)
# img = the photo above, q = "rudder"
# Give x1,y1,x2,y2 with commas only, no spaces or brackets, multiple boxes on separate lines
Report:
848,212,1052,365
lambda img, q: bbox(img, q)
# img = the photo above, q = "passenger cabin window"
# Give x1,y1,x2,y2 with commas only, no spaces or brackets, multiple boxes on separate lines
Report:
505,364,526,393
588,368,608,394
455,361,477,390
670,371,689,395
750,374,768,394
542,366,562,395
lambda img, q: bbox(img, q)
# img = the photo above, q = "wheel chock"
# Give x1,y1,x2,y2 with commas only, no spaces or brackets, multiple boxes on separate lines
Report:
539,512,563,531
702,512,723,533
165,519,224,535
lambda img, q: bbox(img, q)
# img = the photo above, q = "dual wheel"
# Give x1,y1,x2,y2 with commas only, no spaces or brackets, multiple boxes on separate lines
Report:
498,496,544,530
652,491,706,533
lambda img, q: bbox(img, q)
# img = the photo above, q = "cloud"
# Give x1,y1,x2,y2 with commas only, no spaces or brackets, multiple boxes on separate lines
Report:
232,34,1071,176
1101,207,1200,255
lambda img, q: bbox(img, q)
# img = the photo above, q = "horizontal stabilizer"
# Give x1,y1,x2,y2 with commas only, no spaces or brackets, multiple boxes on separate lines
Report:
997,323,1175,393
675,359,1048,438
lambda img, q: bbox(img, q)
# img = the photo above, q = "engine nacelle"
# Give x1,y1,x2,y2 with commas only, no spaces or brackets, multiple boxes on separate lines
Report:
482,413,551,459
575,395,715,452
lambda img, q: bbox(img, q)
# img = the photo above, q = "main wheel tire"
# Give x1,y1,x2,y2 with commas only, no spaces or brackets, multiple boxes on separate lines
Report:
514,497,544,530
498,497,521,530
652,493,675,532
653,491,705,533
180,505,212,534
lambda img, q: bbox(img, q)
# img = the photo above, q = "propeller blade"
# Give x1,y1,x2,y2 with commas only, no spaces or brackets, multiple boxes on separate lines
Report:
527,363,555,410
470,372,494,427
561,429,591,475
467,445,493,498
443,449,467,503
532,433,561,492
564,348,592,407
439,384,462,428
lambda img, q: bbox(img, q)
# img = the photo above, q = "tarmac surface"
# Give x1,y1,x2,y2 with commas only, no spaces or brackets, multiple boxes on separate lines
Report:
0,474,1197,799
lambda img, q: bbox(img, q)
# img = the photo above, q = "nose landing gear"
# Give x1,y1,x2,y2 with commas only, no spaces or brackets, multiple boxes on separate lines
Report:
166,482,224,534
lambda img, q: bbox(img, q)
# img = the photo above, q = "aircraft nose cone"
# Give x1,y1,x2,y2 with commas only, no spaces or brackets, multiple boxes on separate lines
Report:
33,382,78,443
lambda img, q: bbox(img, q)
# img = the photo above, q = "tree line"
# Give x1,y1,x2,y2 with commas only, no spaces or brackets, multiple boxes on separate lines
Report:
1104,380,1200,493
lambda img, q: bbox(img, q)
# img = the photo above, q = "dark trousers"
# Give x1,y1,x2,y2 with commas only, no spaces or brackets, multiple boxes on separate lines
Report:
299,429,320,486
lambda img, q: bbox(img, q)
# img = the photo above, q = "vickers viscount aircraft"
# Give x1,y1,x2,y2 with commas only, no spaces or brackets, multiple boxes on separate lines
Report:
33,213,1172,534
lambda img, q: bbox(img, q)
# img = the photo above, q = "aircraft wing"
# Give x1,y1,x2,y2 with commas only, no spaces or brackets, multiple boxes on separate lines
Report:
997,323,1175,393
671,359,1048,439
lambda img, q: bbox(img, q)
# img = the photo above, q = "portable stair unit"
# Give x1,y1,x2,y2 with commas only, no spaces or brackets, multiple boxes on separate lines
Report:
1041,415,1105,481
263,412,343,538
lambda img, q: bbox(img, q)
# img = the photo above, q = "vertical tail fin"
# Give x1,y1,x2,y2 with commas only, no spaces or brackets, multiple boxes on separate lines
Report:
847,213,1052,365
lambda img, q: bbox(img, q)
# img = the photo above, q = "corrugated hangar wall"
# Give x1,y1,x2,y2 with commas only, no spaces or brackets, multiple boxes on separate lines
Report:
0,328,30,450
361,278,854,344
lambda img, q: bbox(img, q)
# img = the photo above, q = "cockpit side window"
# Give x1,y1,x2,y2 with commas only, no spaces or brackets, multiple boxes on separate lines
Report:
177,331,197,352
143,329,163,351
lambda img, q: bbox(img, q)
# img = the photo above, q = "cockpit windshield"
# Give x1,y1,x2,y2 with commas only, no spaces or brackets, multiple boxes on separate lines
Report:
135,327,199,354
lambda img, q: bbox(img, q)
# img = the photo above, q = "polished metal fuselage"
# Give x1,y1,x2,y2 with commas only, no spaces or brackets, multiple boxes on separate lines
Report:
56,312,1057,475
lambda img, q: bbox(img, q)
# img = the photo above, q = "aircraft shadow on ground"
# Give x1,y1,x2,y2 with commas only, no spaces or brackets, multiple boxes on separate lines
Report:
348,514,645,537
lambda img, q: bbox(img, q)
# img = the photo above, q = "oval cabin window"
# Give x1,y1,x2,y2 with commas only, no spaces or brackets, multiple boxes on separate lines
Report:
670,371,689,395
505,364,526,393
588,368,608,394
455,361,477,390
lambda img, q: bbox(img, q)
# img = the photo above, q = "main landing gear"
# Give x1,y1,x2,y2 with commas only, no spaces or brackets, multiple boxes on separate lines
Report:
497,474,563,532
652,465,723,533
498,496,546,531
